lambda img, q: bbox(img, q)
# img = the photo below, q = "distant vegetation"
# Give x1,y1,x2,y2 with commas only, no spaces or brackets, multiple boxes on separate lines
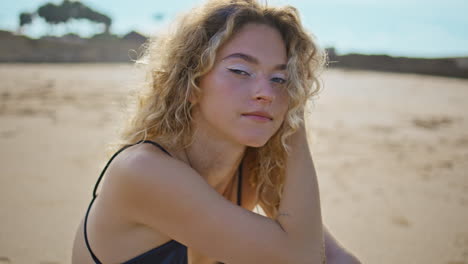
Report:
5,2,468,78
326,48,468,79
18,0,111,35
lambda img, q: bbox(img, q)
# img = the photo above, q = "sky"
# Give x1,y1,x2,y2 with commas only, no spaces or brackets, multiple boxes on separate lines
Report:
1,0,468,58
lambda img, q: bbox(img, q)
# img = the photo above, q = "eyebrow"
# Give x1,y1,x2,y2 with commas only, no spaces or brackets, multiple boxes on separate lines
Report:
221,52,287,70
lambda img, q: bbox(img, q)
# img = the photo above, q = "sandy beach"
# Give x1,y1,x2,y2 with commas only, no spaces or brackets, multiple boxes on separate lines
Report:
0,63,467,264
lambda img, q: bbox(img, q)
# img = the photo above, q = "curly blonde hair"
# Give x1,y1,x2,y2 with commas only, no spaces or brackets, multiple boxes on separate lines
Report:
118,0,326,218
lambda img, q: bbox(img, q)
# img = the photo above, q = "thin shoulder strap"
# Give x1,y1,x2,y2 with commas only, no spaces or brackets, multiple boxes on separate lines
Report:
237,161,243,206
92,140,171,199
84,140,171,264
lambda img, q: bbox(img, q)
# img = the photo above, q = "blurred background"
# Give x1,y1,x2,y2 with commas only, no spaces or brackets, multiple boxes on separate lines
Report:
1,0,468,76
0,0,467,264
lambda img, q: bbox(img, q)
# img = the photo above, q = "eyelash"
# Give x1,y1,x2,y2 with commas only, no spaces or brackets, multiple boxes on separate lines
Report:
271,77,287,84
228,68,287,84
228,68,250,76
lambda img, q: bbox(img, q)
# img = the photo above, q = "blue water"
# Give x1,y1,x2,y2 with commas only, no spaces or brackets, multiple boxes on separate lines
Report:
1,0,467,58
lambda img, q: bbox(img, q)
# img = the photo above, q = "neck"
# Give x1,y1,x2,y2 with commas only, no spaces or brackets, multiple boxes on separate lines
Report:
183,127,246,194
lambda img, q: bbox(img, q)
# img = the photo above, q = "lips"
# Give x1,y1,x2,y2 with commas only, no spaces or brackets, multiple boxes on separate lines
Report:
241,111,273,121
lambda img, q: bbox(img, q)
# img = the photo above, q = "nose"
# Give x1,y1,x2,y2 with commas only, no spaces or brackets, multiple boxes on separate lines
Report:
252,77,275,104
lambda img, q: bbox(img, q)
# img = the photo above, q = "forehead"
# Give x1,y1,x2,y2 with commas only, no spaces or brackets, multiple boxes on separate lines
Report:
216,23,287,65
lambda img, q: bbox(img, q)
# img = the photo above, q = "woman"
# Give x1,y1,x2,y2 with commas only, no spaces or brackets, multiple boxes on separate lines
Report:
72,0,360,263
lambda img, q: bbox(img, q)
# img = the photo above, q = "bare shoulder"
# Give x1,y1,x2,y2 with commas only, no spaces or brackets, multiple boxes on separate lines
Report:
99,142,195,219
103,142,192,188
98,143,290,263
110,143,186,179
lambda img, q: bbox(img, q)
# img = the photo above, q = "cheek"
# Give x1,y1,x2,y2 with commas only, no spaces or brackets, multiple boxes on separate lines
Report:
272,94,290,132
198,74,243,119
205,70,240,95
205,77,247,110
276,91,290,117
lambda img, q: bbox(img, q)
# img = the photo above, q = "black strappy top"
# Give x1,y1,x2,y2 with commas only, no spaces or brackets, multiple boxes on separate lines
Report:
84,140,242,264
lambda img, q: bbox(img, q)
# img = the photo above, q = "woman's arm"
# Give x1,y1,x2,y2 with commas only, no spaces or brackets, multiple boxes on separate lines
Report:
276,123,326,263
324,226,362,264
257,124,361,264
105,127,324,264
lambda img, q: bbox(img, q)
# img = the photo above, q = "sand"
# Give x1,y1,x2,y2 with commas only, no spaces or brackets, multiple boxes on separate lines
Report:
0,63,467,264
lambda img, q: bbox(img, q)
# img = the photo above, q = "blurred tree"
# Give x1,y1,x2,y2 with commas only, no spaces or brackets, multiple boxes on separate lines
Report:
18,12,34,33
19,12,33,27
79,10,112,34
37,3,69,25
36,0,112,35
37,2,67,34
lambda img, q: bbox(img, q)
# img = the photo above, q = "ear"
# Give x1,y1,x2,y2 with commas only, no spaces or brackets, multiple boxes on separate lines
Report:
188,90,198,105
188,80,201,104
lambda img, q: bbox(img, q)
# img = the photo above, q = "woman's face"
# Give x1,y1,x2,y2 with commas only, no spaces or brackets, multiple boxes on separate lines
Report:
193,23,289,147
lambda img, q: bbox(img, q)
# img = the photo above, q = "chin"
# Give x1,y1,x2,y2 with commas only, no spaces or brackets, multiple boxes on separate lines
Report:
239,135,271,148
246,142,267,148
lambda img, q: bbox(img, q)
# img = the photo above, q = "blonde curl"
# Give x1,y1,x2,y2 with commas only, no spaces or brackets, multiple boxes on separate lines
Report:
117,0,326,218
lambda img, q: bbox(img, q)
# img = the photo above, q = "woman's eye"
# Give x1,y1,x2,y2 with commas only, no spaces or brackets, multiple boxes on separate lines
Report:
271,77,287,84
228,68,250,76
